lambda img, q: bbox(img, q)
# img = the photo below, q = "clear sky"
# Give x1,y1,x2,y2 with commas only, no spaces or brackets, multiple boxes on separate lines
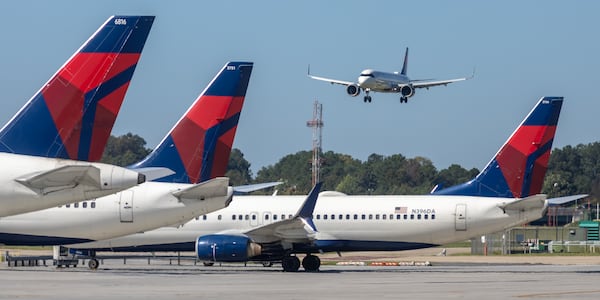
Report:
1,1,598,175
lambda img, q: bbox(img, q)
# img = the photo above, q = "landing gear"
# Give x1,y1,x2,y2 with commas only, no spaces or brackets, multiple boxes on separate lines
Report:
400,97,408,103
281,255,301,272
363,95,372,103
203,262,215,267
262,261,273,267
88,258,99,270
301,254,321,272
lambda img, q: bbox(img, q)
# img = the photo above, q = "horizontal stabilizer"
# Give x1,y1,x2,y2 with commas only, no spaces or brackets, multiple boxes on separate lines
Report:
499,194,547,211
16,165,101,194
129,167,175,181
233,181,283,194
547,194,588,206
172,177,229,200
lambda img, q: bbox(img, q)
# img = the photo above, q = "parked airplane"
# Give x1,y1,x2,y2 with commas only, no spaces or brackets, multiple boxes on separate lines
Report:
308,48,470,103
0,16,155,216
0,62,255,268
0,15,154,162
64,96,562,272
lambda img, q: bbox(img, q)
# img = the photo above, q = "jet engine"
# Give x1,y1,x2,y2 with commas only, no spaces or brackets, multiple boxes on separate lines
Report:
346,84,360,97
196,234,262,262
400,85,415,98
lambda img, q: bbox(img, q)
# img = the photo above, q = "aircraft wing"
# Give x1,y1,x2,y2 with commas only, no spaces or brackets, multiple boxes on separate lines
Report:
16,165,102,194
411,77,470,89
172,177,230,201
308,74,355,86
243,182,322,244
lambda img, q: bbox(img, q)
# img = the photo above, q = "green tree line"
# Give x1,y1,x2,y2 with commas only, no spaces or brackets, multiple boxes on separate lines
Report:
101,134,600,201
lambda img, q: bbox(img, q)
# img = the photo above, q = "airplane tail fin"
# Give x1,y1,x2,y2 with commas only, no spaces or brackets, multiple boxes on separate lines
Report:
0,16,154,162
400,47,409,75
130,62,254,184
433,96,563,198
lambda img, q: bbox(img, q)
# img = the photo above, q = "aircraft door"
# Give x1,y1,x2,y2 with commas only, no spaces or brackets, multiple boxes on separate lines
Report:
119,190,134,223
455,204,467,231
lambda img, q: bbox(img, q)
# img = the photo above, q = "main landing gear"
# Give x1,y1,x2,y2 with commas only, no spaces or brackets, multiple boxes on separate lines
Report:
88,258,100,270
281,254,321,272
400,97,408,103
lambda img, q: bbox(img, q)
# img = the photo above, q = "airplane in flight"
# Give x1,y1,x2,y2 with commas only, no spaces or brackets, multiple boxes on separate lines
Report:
0,62,256,269
308,48,471,103
0,16,155,216
62,96,562,272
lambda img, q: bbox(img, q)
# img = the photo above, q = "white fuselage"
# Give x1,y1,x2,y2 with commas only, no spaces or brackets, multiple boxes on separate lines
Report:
0,152,141,217
358,69,410,93
69,193,546,253
0,182,233,245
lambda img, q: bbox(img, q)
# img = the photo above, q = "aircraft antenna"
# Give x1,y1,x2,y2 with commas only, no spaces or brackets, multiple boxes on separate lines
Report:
306,100,324,186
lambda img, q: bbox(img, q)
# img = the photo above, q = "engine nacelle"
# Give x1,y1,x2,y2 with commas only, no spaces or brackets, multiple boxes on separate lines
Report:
400,85,415,98
196,234,262,262
346,84,360,97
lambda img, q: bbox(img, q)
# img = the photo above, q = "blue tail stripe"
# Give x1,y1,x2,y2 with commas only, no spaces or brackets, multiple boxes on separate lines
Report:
81,16,154,53
199,112,241,182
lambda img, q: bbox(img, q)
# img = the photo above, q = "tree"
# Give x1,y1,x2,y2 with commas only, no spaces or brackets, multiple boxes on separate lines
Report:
101,133,151,167
226,148,253,186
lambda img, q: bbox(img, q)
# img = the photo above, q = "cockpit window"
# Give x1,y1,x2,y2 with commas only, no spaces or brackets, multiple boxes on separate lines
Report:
359,73,374,77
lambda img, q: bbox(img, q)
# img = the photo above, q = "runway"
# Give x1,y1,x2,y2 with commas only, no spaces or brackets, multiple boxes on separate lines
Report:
1,261,600,299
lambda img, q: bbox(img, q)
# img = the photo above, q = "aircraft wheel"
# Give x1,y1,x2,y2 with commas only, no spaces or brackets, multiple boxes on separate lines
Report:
368,96,372,102
281,256,300,272
262,261,273,267
302,254,321,272
88,258,99,270
203,262,215,267
363,96,368,103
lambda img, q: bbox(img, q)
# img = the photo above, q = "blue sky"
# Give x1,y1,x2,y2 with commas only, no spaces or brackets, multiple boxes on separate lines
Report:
1,1,598,175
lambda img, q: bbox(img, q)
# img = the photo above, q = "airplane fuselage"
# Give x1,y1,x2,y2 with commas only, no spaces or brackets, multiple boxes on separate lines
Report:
67,193,546,255
0,182,233,245
0,153,142,217
358,69,411,93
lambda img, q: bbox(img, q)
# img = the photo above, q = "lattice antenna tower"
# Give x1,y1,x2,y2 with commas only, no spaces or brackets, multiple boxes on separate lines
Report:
306,100,324,186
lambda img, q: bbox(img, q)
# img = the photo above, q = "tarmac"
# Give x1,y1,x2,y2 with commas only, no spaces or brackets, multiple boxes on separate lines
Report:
1,247,600,299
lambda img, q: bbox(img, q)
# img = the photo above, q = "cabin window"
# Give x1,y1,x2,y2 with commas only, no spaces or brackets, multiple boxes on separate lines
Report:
91,202,96,209
74,203,79,208
346,214,350,220
288,214,293,219
361,214,366,220
375,214,380,220
82,202,87,208
410,214,415,220
368,214,373,220
389,214,394,220
417,214,422,220
273,215,278,221
316,214,321,220
323,214,328,220
396,214,401,220
265,214,270,221
245,215,249,220
217,215,222,220
66,204,70,208
232,215,236,220
202,215,207,221
404,214,408,220
281,214,286,220
354,214,358,220
382,214,387,220
424,214,429,220
431,214,436,220
251,215,257,220
331,214,335,220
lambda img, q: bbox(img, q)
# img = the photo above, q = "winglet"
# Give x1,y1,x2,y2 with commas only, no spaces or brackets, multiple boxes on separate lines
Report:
400,47,409,75
433,97,563,198
130,61,254,184
0,16,154,162
294,182,322,231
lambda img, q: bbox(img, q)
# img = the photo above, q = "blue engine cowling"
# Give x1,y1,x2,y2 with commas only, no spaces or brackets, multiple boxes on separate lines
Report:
196,234,262,262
